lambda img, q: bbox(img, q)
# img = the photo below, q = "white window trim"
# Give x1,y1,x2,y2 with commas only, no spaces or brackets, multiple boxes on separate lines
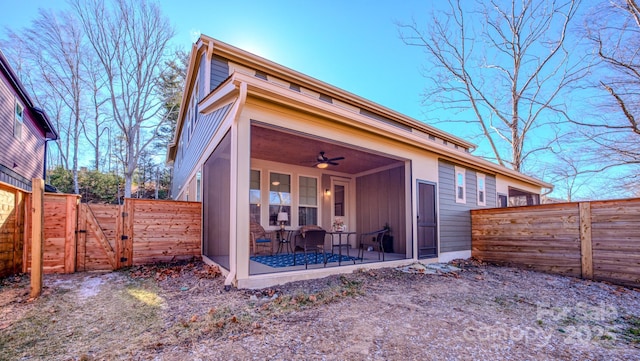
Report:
455,166,466,204
477,173,486,206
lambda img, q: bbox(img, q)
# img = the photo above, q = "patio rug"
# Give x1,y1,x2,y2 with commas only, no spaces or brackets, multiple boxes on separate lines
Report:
250,252,359,268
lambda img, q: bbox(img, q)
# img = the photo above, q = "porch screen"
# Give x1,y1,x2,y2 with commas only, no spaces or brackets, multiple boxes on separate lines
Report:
203,131,231,262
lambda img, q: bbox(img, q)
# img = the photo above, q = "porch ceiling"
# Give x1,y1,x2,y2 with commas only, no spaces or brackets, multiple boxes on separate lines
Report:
250,125,402,174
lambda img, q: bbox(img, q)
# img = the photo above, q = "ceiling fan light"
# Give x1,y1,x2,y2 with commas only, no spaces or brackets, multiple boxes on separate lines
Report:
316,163,329,169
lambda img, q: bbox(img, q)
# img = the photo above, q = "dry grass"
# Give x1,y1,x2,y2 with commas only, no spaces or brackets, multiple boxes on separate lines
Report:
1,260,639,360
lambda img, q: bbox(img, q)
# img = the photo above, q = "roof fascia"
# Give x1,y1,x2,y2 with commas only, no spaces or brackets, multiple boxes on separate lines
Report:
167,42,200,158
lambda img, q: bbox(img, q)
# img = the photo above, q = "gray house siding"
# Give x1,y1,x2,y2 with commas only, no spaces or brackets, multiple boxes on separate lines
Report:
438,160,496,253
171,103,233,196
211,55,229,91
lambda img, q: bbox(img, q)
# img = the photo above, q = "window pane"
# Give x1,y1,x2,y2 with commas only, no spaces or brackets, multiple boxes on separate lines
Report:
334,185,345,217
457,186,464,199
299,176,317,206
298,206,317,226
250,204,261,223
250,170,260,190
249,170,261,223
249,190,261,205
269,173,291,205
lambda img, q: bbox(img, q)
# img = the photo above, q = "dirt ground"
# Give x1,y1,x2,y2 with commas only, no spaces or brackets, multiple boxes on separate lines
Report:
1,259,639,361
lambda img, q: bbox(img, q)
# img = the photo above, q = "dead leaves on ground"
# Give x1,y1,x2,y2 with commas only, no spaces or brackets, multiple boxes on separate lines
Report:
128,261,221,282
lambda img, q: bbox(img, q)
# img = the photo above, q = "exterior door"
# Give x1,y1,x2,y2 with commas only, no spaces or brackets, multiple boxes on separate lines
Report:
332,180,349,231
417,181,437,258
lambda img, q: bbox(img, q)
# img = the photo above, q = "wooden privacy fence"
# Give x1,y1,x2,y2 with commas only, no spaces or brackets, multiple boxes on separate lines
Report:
0,182,29,277
1,181,201,276
471,198,640,288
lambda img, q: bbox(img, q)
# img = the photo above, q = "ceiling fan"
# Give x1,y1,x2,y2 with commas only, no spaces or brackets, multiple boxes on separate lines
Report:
314,151,344,169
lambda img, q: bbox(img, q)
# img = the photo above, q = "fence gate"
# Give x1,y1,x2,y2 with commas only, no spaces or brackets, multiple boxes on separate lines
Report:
77,203,123,271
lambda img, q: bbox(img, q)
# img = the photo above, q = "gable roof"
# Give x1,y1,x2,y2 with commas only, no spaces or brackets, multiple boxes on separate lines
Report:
0,49,58,140
170,35,552,190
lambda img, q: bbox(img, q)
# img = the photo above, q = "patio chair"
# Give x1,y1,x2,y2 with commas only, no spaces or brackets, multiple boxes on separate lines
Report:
293,229,327,269
357,229,387,262
293,225,324,249
250,222,274,255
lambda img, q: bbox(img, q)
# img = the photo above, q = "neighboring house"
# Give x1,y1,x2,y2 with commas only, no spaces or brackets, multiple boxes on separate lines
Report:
167,35,552,288
0,50,58,191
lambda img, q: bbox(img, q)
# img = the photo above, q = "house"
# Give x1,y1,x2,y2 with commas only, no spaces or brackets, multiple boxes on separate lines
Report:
167,35,552,289
0,50,58,191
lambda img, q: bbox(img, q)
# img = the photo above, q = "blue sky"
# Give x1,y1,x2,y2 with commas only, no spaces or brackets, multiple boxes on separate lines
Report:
0,0,434,123
3,0,618,200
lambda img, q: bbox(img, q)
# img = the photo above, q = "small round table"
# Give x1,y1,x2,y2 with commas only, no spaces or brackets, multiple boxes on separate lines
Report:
276,229,293,254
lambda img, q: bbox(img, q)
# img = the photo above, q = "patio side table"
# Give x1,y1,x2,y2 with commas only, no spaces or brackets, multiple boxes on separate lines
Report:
276,229,293,254
327,231,356,265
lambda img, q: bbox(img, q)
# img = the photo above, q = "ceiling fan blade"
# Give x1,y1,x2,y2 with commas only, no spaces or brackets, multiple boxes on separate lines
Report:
327,156,344,162
328,161,340,166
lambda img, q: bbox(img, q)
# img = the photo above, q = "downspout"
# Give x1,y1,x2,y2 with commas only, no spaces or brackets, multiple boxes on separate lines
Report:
224,80,247,290
43,140,48,180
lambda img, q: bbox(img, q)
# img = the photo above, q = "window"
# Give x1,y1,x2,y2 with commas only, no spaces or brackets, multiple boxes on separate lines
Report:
508,187,540,206
298,176,318,226
477,173,486,206
250,170,261,223
196,171,202,202
455,166,466,204
498,194,508,208
269,172,291,226
14,102,23,140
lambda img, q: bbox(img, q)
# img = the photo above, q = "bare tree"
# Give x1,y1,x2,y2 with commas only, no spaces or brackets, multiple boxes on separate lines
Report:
575,0,640,172
81,53,111,171
399,0,589,172
71,0,175,197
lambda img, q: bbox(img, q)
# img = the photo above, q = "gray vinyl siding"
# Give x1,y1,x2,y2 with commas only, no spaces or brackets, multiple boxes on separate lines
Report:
438,160,496,253
172,103,233,197
210,55,229,91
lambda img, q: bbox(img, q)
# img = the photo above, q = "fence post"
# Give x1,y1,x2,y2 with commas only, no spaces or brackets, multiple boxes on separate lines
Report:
64,195,78,273
30,178,44,299
579,202,593,280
